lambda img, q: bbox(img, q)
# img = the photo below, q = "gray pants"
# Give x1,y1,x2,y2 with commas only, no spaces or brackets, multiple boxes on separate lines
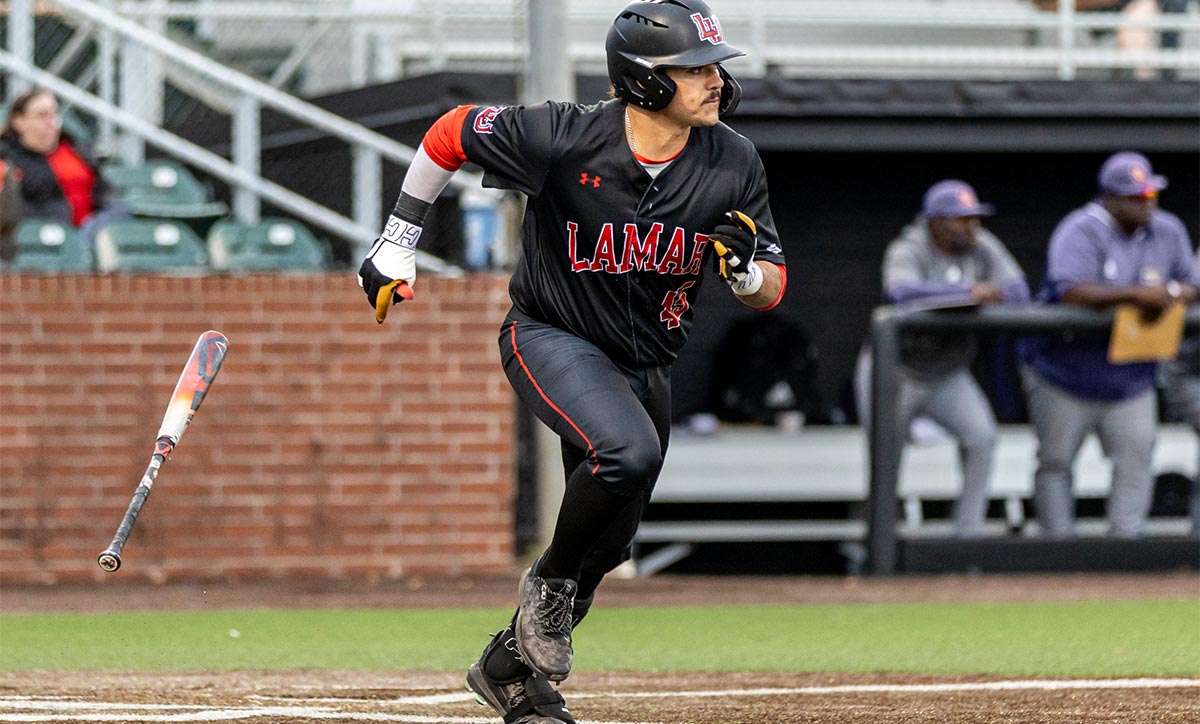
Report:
1021,366,1158,538
897,368,997,537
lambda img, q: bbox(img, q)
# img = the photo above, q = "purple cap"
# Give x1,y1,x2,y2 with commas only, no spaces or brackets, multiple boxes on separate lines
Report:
1098,152,1167,198
922,180,994,219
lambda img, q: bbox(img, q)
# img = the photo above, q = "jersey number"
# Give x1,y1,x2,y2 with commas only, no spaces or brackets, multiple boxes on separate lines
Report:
660,281,696,330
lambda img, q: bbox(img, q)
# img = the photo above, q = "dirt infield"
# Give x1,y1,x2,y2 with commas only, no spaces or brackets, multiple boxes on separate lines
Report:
3,572,1197,723
0,670,1197,723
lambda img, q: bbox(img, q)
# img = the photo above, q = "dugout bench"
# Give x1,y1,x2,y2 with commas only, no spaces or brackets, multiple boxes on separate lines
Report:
633,424,1198,576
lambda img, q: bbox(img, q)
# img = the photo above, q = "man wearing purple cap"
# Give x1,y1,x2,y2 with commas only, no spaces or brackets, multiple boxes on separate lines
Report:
1020,151,1199,538
879,179,1030,537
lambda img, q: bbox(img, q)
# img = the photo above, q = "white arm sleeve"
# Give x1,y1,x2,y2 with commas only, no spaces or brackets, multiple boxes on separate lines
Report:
400,146,458,204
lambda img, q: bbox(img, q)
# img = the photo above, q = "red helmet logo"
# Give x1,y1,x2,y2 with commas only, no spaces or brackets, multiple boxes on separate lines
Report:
691,12,723,45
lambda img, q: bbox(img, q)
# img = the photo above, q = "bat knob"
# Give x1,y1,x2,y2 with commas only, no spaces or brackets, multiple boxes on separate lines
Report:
97,551,122,572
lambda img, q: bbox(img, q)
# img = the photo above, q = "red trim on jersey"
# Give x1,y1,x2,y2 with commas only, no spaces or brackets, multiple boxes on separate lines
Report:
632,146,683,165
421,105,472,171
758,263,787,311
508,321,601,475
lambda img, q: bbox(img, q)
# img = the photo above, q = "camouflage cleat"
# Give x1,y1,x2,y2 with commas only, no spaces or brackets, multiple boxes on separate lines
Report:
514,566,578,682
466,663,577,724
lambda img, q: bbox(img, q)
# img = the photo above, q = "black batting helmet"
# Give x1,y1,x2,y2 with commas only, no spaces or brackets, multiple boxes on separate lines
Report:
606,0,745,116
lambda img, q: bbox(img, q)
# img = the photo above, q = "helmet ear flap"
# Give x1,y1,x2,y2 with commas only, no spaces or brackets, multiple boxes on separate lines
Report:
619,68,677,112
717,65,741,117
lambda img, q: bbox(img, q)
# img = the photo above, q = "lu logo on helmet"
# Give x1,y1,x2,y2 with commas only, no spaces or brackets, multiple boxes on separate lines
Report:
691,12,723,44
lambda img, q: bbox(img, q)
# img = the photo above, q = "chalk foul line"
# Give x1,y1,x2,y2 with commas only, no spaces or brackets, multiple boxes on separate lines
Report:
0,679,1195,722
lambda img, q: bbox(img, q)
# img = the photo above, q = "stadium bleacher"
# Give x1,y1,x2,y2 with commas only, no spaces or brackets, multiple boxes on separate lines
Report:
100,160,228,224
207,217,330,272
7,220,93,273
5,158,329,274
93,219,209,274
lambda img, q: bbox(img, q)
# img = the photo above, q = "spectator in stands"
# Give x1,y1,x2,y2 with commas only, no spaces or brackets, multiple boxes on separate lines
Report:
881,180,1031,538
0,88,129,244
1113,0,1161,78
0,158,22,262
1020,151,1199,538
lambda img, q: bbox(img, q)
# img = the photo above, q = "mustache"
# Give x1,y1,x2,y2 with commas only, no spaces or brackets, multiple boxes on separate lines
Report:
706,92,721,102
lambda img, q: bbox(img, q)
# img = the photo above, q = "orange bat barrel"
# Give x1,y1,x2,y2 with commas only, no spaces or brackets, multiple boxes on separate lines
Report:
98,331,228,572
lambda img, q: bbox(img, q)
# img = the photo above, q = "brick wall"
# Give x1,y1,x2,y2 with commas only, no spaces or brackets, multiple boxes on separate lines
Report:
0,274,516,584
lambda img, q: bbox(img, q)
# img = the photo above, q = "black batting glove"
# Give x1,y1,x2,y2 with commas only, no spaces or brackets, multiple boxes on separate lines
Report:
710,210,757,285
358,256,413,324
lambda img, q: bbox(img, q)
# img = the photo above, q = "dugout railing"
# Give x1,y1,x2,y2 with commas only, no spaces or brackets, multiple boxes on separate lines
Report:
867,303,1200,575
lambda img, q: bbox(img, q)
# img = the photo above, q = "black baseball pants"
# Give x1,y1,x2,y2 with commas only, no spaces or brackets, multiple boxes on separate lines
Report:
499,309,671,585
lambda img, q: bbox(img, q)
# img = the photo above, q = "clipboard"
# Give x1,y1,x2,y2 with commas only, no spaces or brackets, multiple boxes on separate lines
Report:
1107,302,1186,364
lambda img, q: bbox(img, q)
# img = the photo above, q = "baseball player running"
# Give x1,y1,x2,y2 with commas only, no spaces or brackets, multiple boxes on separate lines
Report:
359,2,786,722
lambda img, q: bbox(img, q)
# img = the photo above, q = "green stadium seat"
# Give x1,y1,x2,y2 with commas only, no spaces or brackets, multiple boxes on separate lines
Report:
101,161,228,220
6,220,94,272
94,220,209,273
207,218,329,272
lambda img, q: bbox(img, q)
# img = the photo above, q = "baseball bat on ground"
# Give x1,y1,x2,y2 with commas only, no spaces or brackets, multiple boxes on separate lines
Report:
97,330,229,573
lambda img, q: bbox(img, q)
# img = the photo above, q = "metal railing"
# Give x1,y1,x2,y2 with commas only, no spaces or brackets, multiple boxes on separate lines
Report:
34,0,1200,94
3,0,495,270
866,303,1200,575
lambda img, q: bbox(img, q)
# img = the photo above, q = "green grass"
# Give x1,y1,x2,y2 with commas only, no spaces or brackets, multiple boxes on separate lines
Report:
2,600,1197,676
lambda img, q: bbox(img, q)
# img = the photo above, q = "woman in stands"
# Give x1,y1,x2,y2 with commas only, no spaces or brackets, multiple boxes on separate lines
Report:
0,88,128,243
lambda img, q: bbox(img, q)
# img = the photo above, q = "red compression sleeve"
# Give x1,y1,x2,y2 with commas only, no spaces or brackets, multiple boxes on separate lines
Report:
421,105,472,171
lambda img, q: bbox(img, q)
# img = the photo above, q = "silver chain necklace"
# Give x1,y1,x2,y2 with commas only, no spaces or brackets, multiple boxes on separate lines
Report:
624,108,638,155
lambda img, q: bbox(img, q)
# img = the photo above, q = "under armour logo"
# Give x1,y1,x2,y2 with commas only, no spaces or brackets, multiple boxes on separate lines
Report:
580,173,601,188
691,13,723,44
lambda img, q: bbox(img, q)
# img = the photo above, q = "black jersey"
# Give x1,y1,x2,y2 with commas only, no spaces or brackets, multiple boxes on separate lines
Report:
460,99,785,369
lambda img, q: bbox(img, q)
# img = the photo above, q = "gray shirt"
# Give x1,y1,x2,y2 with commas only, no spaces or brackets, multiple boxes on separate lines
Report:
883,219,1030,377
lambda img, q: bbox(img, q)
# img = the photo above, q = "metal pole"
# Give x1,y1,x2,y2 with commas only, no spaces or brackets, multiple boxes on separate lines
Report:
352,146,382,232
431,1,447,72
118,36,146,164
232,94,261,224
8,0,34,101
98,25,117,156
866,308,903,575
145,0,166,128
1057,0,1076,81
748,0,767,76
518,0,576,562
524,0,575,104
